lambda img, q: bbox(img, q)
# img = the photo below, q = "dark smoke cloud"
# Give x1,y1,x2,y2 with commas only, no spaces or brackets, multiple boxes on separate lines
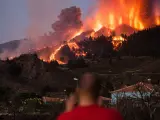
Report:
141,0,154,18
51,6,83,42
27,0,72,38
0,6,83,59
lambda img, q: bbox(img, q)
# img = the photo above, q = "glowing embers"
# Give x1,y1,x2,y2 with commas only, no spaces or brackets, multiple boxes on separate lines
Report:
71,30,83,39
93,20,103,32
67,42,86,58
112,36,125,50
49,30,83,64
112,36,125,41
68,42,79,50
49,44,65,62
156,17,160,25
49,42,86,64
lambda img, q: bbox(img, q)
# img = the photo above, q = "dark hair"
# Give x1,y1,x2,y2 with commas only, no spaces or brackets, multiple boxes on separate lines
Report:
79,73,102,100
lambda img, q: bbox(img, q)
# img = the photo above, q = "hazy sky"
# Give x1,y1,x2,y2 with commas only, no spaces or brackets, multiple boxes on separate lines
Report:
0,0,96,43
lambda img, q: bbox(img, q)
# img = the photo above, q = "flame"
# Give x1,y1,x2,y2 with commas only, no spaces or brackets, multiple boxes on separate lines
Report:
71,29,83,39
9,57,14,60
94,20,103,32
119,17,123,25
112,36,125,41
49,30,83,64
75,51,87,57
155,8,160,26
109,13,115,30
67,42,87,58
129,7,134,26
68,42,79,50
85,0,160,31
112,36,125,50
56,60,66,65
49,44,65,61
40,0,160,64
156,17,160,25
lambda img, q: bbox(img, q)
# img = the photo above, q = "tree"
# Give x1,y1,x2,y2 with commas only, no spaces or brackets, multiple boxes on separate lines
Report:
8,62,22,77
121,33,128,39
114,83,160,120
50,60,59,67
0,86,13,102
60,57,65,62
120,26,160,57
101,81,113,97
41,85,58,95
68,58,88,69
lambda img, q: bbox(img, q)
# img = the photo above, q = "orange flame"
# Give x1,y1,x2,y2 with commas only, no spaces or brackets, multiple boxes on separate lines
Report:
49,30,83,64
112,36,125,50
71,29,83,39
113,36,125,41
75,51,87,57
68,42,79,50
109,13,115,30
49,44,65,61
156,17,160,25
85,0,160,31
94,20,103,32
41,0,160,64
119,17,123,25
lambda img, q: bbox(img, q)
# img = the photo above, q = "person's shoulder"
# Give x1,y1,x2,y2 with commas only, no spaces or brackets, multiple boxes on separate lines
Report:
104,108,120,113
99,107,123,120
57,111,72,120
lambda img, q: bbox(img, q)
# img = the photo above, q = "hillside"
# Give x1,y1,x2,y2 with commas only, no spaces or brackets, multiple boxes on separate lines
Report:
0,54,160,95
0,54,77,94
0,40,21,53
0,26,160,94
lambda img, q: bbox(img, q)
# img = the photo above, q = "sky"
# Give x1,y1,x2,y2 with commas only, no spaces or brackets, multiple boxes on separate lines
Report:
0,0,96,43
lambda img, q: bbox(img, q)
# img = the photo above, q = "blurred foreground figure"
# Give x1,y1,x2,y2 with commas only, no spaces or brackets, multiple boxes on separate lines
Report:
57,73,123,120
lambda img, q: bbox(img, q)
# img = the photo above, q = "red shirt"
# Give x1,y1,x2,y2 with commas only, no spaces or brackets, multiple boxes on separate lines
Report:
57,104,123,120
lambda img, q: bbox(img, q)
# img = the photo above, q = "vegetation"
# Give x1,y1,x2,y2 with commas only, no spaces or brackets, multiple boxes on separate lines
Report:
0,26,160,120
120,26,160,58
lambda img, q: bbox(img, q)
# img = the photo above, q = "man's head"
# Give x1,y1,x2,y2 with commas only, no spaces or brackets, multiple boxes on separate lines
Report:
78,73,102,100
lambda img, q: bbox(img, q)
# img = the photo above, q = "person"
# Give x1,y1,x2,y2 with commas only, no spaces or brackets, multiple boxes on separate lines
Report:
57,73,123,120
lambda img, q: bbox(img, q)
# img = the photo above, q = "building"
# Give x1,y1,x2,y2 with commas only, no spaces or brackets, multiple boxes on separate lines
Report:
42,96,65,104
110,82,153,104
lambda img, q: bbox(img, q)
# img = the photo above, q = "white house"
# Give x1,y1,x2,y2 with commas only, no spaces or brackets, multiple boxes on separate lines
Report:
110,82,154,104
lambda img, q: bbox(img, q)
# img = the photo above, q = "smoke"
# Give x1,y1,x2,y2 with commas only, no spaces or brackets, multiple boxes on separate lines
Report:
0,6,83,59
155,0,160,15
0,39,35,60
51,6,83,42
27,0,73,38
27,0,83,43
1,0,159,60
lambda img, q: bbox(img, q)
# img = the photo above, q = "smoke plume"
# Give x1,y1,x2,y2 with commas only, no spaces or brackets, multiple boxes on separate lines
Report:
27,0,73,38
0,6,83,59
51,6,83,42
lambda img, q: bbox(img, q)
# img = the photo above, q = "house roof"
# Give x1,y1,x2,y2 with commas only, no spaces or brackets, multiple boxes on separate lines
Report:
100,96,111,101
42,96,64,103
110,82,153,93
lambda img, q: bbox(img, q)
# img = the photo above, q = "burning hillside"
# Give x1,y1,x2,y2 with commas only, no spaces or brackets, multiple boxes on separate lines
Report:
0,0,160,64
39,0,160,64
